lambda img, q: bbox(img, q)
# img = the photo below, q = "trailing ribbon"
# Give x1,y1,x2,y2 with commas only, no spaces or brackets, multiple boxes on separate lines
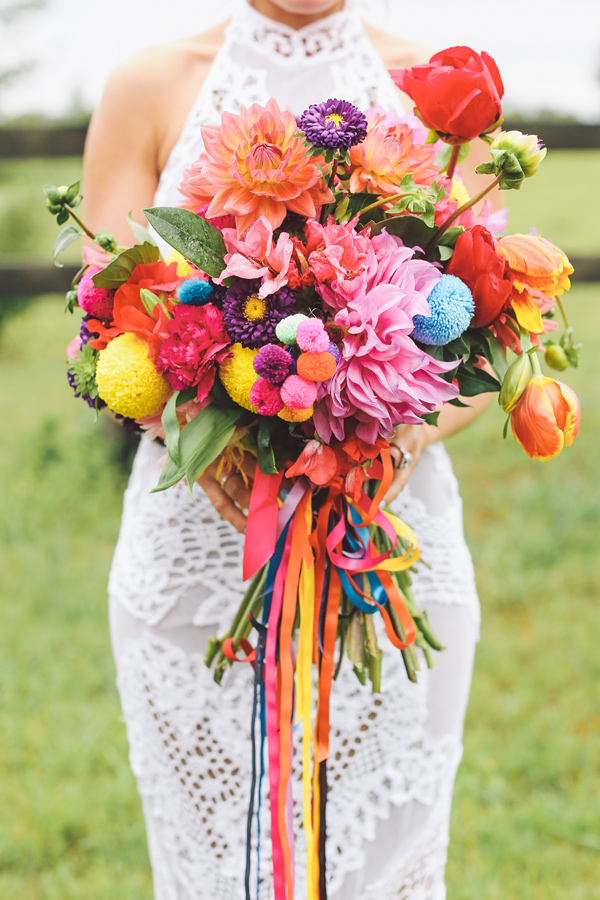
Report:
230,448,421,900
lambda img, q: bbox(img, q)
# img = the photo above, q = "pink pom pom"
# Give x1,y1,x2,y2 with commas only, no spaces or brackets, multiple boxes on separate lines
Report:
296,318,329,353
250,378,284,416
280,375,318,410
66,336,81,359
77,268,116,319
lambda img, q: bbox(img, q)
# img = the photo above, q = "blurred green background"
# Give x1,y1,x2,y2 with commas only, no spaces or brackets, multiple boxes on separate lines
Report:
0,150,599,899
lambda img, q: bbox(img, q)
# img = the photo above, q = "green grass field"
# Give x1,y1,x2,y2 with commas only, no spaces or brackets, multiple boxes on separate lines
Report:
1,153,599,898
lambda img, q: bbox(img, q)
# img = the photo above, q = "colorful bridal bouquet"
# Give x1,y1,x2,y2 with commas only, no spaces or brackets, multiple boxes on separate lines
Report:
47,45,580,900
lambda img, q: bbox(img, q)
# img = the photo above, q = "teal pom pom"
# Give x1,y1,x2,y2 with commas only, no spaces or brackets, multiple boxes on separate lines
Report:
275,313,309,345
177,279,213,305
411,275,474,346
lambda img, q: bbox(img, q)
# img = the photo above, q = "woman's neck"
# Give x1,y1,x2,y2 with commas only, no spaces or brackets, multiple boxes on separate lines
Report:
250,1,346,30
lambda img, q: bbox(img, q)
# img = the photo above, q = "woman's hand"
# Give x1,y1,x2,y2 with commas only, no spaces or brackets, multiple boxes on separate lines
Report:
197,451,257,534
383,424,431,506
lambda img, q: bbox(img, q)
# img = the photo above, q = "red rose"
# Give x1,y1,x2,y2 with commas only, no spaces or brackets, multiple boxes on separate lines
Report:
391,46,504,143
445,225,513,328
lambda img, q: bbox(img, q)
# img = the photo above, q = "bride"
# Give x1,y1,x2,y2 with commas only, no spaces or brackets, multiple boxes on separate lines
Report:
83,1,495,897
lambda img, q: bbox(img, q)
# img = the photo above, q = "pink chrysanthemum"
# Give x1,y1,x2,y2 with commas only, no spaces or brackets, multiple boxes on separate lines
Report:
155,303,232,403
177,99,335,236
313,232,459,443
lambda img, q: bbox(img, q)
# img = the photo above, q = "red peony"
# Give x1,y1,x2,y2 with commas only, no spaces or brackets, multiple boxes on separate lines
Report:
391,46,504,143
155,304,232,403
445,225,513,328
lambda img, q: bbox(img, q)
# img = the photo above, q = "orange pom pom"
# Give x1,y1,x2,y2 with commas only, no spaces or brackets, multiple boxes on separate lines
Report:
278,405,314,423
296,351,337,383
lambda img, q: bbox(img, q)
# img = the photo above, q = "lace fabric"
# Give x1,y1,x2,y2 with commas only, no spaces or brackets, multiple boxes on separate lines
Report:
109,4,481,897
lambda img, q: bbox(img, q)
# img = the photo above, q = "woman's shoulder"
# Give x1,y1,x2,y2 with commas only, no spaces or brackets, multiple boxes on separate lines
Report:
363,22,435,68
103,20,228,105
92,20,229,174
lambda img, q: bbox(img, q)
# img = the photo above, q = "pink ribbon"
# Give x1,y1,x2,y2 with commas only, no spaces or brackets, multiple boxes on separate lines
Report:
243,465,284,581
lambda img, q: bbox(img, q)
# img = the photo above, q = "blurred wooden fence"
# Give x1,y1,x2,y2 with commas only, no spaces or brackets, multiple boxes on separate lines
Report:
1,120,599,299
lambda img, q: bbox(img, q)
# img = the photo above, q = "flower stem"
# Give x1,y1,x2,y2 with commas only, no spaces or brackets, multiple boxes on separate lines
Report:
320,157,340,224
64,204,96,241
556,295,570,330
423,172,503,257
445,144,462,180
358,191,406,217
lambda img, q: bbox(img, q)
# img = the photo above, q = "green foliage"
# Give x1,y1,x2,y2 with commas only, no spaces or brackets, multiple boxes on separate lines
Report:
153,402,246,493
143,207,227,278
385,175,445,228
67,342,100,402
92,242,160,289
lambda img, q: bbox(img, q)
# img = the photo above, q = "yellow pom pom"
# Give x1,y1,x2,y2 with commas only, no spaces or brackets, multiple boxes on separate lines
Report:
450,178,470,207
96,333,171,419
166,248,196,279
278,405,314,423
219,343,259,412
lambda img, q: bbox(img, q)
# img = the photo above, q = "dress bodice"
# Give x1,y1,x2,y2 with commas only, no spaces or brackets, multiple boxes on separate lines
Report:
152,0,404,211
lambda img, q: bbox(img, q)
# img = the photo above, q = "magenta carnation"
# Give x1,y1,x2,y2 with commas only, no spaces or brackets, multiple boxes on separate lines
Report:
77,268,115,319
313,232,459,443
155,303,231,403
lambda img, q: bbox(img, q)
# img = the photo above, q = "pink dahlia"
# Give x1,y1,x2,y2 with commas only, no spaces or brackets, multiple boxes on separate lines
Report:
217,216,295,298
178,99,334,236
155,303,232,403
304,218,373,303
313,232,459,443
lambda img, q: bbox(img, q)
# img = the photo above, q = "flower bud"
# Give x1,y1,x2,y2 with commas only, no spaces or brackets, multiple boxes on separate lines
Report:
498,351,534,412
491,130,546,178
544,342,570,371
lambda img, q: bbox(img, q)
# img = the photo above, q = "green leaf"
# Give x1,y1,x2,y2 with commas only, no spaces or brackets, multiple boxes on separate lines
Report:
65,181,81,205
449,397,471,407
438,226,464,249
161,387,197,467
144,207,227,278
92,242,160,289
480,331,509,381
128,210,158,247
437,244,454,262
56,210,69,226
152,404,245,493
53,225,81,266
64,289,79,313
257,419,278,475
161,391,183,467
370,214,435,247
456,365,500,396
422,411,440,427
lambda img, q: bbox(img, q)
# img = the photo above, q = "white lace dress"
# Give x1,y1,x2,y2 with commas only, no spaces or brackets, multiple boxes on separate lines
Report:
108,3,481,898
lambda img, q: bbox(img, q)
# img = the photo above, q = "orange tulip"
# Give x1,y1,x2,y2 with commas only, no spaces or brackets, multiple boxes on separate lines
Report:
497,234,573,334
511,374,580,460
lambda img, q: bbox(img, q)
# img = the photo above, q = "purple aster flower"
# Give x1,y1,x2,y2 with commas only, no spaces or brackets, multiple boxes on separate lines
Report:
299,99,368,151
222,279,296,349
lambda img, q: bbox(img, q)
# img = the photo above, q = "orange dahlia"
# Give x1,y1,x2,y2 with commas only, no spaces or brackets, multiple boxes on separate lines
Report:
180,99,334,236
347,113,440,197
497,234,574,334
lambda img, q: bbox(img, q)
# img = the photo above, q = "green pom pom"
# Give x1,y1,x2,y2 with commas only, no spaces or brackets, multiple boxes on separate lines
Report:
275,313,309,345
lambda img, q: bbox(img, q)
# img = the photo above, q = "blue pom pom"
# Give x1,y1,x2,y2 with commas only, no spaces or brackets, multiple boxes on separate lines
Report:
411,275,474,346
177,279,213,305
